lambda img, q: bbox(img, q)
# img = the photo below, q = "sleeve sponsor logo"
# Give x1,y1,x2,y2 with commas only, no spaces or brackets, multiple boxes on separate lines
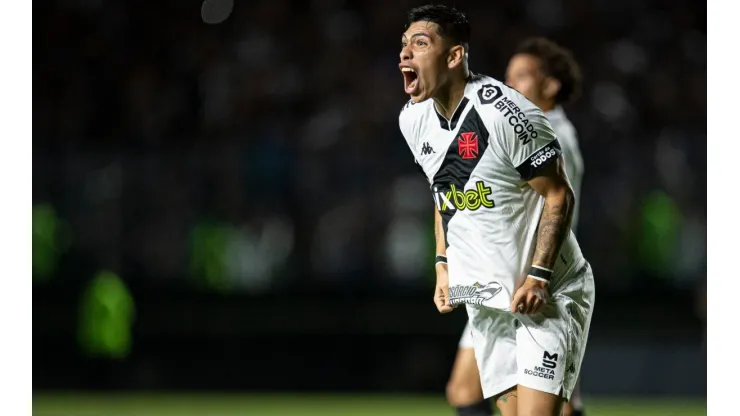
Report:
493,97,538,145
528,145,558,169
514,140,562,180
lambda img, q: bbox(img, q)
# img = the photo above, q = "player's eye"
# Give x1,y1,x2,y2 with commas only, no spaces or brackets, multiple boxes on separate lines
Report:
416,39,427,47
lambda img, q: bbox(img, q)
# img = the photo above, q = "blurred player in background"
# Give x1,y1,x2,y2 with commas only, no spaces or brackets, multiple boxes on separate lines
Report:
398,4,595,416
445,37,587,416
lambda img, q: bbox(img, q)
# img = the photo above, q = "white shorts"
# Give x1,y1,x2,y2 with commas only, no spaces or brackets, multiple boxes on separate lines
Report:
465,260,595,401
458,321,475,349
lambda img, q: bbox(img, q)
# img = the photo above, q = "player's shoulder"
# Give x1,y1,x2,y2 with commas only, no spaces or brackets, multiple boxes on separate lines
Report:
466,73,507,103
466,73,542,122
398,98,430,141
547,107,579,144
467,73,555,148
399,97,431,117
547,106,576,130
398,98,432,133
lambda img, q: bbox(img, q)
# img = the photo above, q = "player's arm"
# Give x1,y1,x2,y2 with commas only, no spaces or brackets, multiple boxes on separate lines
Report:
527,157,575,270
482,89,570,314
399,104,452,314
490,103,574,272
433,207,454,314
434,208,446,258
510,155,574,315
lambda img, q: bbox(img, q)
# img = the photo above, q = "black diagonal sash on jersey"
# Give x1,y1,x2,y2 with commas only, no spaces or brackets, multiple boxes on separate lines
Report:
435,97,469,131
431,108,490,247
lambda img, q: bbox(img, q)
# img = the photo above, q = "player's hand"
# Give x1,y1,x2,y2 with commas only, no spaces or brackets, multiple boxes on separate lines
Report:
510,277,549,315
434,263,455,314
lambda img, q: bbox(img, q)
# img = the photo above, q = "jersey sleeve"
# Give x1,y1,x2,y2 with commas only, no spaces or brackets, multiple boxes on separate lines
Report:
399,100,416,142
561,142,580,185
555,127,584,232
399,100,423,170
488,100,562,181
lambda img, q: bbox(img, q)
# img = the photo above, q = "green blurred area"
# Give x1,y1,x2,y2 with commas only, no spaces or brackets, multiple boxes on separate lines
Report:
33,394,706,416
638,190,683,276
189,222,232,291
78,271,135,359
33,204,64,282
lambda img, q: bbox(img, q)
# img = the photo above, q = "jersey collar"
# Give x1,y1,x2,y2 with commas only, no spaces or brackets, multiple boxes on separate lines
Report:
433,73,476,131
434,97,469,131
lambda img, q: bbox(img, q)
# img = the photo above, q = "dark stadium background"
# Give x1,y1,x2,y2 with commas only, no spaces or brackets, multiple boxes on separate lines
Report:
32,0,706,414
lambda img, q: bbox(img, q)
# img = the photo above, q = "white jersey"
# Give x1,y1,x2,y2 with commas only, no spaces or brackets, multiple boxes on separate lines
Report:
399,74,586,310
545,106,584,233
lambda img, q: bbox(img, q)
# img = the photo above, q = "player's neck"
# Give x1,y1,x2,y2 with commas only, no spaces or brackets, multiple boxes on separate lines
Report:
433,73,469,120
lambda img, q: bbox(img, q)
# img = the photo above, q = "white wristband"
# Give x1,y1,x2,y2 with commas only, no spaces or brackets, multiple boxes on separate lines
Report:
527,274,550,283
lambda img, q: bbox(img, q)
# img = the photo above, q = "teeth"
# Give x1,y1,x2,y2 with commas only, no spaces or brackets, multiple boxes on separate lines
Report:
401,67,415,73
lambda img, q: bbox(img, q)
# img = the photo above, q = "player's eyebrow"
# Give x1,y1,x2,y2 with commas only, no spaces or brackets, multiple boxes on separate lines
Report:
402,32,432,42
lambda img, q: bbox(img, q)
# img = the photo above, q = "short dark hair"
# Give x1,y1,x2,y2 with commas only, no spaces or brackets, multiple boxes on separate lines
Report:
515,37,583,104
406,4,470,52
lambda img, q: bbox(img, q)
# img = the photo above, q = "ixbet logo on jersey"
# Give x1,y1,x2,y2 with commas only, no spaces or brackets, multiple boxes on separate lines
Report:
449,281,503,306
433,181,494,212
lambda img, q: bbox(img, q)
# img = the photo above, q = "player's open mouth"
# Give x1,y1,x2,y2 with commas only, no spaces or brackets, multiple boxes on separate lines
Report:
402,67,419,95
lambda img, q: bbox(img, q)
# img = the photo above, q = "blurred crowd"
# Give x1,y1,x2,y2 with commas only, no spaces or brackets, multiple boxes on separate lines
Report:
33,0,706,295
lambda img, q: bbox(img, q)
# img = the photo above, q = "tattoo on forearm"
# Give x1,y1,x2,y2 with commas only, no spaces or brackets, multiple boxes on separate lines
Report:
533,197,572,269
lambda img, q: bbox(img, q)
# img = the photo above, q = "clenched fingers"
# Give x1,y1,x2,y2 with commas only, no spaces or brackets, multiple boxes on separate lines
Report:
434,285,455,314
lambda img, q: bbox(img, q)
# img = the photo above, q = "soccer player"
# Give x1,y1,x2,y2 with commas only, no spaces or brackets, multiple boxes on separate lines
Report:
446,37,587,416
397,5,595,416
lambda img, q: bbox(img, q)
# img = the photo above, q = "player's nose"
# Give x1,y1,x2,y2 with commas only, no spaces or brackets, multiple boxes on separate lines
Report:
400,46,412,62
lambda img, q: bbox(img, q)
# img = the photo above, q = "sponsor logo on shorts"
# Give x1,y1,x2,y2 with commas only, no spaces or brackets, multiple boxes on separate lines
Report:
523,366,556,380
448,281,502,306
524,351,559,381
542,351,558,369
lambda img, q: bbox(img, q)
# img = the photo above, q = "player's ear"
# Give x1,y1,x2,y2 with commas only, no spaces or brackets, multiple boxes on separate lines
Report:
447,45,465,69
542,77,561,101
